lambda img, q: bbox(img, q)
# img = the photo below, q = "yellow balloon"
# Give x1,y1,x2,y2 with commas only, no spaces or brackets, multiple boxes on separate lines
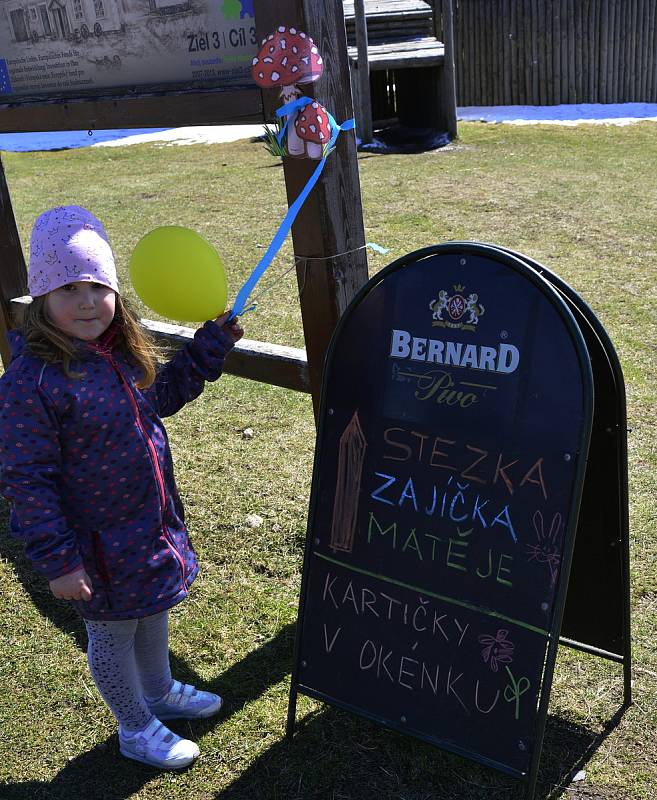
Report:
129,226,227,322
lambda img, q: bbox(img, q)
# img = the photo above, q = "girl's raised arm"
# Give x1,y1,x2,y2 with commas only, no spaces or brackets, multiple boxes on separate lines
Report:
143,315,242,418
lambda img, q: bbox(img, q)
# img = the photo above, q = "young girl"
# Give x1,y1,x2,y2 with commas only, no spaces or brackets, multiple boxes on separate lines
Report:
0,205,243,769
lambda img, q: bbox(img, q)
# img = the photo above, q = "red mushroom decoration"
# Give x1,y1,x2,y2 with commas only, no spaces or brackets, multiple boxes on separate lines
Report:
295,101,332,159
251,26,324,157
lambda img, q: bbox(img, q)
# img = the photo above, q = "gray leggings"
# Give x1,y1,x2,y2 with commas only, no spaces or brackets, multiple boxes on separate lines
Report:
84,610,172,731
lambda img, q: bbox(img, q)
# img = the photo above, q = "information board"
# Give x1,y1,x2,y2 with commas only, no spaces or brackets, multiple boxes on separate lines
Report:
0,0,257,98
290,244,593,780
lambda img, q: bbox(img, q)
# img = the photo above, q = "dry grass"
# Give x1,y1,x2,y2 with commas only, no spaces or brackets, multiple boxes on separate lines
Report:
0,121,655,799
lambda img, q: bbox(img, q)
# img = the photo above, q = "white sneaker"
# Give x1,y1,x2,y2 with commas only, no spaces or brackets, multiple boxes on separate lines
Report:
146,679,223,721
119,717,200,769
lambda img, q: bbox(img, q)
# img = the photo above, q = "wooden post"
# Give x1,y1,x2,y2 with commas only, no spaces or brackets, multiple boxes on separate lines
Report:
0,156,28,366
435,0,458,138
354,0,374,143
254,0,369,419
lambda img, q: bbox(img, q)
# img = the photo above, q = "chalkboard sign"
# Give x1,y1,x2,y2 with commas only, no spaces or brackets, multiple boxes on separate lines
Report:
289,243,594,790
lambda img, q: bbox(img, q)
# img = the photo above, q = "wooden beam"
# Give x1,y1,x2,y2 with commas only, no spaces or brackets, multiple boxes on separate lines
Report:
354,0,374,142
141,319,310,393
434,0,457,138
0,86,264,133
349,39,444,70
254,0,369,419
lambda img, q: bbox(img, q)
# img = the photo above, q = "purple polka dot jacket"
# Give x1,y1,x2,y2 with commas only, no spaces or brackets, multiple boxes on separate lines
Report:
0,322,236,620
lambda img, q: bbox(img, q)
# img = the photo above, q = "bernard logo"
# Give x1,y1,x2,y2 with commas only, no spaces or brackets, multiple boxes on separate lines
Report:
430,284,485,331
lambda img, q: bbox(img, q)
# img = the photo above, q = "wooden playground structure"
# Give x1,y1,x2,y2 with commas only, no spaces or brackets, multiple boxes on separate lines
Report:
345,0,456,142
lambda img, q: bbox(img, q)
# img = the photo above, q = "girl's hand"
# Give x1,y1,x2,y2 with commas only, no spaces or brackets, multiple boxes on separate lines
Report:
213,311,244,344
49,568,93,602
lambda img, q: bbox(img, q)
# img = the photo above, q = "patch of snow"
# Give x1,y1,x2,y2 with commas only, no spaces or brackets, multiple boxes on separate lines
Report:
0,125,265,153
458,102,657,126
92,125,266,148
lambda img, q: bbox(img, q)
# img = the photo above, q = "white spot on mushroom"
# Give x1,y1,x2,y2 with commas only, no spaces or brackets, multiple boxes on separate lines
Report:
268,34,274,40
263,57,273,63
317,115,323,124
317,57,323,64
292,46,298,54
252,57,259,65
261,37,267,45
290,27,297,34
319,132,325,140
311,47,318,54
310,125,317,133
258,72,265,79
278,26,285,32
312,102,319,108
269,45,275,53
301,56,309,65
291,65,298,73
300,32,306,38
280,39,287,49
281,56,288,67
299,126,307,134
271,71,280,81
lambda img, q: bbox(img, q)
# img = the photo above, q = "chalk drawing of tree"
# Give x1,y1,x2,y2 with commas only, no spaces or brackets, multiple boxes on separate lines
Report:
329,411,367,553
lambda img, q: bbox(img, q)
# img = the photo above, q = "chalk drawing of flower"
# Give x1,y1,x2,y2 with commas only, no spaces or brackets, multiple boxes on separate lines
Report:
478,629,515,672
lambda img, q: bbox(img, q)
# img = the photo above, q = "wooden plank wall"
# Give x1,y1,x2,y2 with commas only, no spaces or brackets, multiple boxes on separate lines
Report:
433,0,657,105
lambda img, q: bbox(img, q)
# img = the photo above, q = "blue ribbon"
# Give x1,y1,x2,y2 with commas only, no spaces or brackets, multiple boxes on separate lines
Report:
275,95,315,148
366,242,390,254
229,104,355,320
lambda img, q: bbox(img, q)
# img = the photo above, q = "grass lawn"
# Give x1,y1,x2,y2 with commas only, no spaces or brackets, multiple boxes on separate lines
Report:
0,121,655,800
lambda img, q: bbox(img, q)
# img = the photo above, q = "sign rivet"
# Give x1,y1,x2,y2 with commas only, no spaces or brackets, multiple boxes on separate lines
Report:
301,661,307,668
314,538,321,545
328,408,334,415
518,740,527,751
459,258,467,266
541,602,549,611
564,453,572,461
400,716,407,723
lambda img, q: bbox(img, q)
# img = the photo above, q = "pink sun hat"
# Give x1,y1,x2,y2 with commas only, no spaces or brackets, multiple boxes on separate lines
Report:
28,205,119,298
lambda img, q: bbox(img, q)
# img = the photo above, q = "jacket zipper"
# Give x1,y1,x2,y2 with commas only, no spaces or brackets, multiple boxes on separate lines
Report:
102,353,187,586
